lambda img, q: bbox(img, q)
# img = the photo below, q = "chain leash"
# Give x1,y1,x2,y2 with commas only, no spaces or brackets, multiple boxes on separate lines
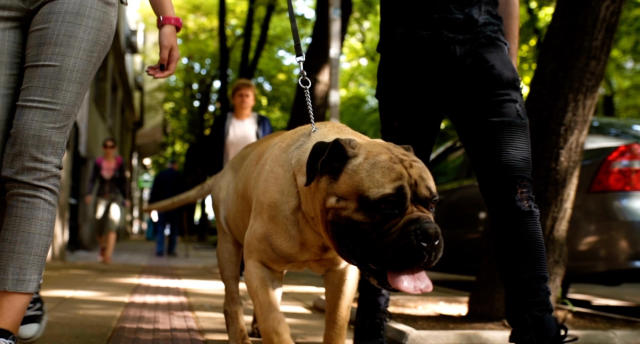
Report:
298,67,317,133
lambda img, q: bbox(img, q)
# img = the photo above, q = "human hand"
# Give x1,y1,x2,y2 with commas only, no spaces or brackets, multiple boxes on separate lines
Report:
85,195,92,205
146,25,179,78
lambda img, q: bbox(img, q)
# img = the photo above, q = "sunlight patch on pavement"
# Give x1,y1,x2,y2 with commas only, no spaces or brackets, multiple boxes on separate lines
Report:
282,284,325,294
280,304,313,314
41,289,128,303
569,293,638,307
389,300,468,316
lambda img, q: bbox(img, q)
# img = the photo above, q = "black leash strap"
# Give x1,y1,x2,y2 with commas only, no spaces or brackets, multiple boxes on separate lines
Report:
286,0,317,133
286,0,304,61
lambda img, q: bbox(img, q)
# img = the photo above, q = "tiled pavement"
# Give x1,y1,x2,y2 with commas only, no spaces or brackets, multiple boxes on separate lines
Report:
37,237,640,344
107,266,205,343
38,238,345,343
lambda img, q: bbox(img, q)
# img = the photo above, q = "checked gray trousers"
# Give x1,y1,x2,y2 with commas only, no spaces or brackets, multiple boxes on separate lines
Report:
0,0,117,292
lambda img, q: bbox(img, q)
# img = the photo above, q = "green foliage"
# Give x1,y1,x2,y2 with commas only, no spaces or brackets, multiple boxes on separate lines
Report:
140,0,640,165
599,0,640,118
518,0,555,96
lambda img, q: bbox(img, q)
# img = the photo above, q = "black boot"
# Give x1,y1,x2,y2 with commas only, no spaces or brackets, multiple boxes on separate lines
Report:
353,278,390,344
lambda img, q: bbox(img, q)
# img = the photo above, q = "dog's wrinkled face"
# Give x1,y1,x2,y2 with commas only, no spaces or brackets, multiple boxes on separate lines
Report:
305,138,443,294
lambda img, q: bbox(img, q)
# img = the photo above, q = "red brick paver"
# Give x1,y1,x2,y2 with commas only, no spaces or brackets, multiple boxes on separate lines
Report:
108,265,205,343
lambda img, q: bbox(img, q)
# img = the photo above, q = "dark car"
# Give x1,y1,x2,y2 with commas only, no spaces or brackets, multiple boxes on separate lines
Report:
430,117,640,285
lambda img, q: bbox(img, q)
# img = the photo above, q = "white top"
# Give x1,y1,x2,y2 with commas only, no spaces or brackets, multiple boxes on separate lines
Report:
224,115,258,165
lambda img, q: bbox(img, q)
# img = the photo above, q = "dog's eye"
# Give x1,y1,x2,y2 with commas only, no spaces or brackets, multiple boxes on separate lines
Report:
427,196,439,212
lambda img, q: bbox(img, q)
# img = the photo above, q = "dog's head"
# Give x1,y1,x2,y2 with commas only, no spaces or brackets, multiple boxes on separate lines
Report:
305,138,443,294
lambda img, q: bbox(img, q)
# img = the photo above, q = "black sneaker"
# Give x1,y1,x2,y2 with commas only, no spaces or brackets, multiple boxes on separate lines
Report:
556,324,578,343
0,337,16,344
18,292,47,343
0,331,16,344
509,321,578,344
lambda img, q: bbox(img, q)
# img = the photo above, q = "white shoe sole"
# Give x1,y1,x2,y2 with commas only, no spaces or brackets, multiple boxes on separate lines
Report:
17,314,47,343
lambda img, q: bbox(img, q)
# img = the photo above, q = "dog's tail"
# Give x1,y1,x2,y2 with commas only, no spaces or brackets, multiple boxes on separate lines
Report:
144,175,217,213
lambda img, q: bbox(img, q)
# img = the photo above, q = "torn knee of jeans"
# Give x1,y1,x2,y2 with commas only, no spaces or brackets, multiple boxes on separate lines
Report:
515,180,536,211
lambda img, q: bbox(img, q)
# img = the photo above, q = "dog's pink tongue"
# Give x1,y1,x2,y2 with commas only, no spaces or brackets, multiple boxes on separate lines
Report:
387,270,433,294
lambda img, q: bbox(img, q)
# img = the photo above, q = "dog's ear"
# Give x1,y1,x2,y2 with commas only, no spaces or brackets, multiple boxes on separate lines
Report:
399,145,414,154
305,138,356,186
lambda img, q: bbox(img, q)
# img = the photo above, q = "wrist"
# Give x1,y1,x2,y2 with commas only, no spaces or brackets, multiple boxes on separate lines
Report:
157,16,182,33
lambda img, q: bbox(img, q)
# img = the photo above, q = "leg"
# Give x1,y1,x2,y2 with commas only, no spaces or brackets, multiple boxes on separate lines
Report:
249,282,283,338
354,277,390,344
103,231,117,264
243,259,292,344
452,39,559,343
167,217,178,255
367,45,446,343
155,213,167,256
217,231,251,344
0,2,34,335
0,0,118,292
95,198,110,261
0,292,31,334
323,264,359,344
102,201,119,263
377,54,446,165
0,0,115,335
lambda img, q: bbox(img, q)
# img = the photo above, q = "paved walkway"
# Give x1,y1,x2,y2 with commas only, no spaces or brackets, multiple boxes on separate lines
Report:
38,238,343,343
108,265,204,343
36,237,640,344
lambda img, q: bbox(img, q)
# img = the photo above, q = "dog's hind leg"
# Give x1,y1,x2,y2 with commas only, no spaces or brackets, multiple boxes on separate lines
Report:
217,231,251,344
323,264,359,344
244,260,293,344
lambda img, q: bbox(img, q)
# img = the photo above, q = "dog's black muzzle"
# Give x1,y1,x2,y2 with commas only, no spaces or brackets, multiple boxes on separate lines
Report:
328,215,443,290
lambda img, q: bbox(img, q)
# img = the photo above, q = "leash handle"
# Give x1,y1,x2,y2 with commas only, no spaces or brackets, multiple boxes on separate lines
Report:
286,0,317,133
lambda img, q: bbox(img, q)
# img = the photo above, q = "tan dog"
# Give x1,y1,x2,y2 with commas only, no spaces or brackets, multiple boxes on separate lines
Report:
146,122,443,344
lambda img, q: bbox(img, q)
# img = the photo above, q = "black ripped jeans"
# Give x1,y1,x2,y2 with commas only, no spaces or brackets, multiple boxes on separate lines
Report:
354,35,555,343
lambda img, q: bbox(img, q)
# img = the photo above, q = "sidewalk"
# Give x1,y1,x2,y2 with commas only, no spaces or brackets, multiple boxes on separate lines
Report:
37,238,640,344
38,238,342,343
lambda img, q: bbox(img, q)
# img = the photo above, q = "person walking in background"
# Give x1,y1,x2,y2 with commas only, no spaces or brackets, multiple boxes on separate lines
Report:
85,138,129,264
354,1,575,344
149,159,184,257
0,0,180,342
209,78,273,176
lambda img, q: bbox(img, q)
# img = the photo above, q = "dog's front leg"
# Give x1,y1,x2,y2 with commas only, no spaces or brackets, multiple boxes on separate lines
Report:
323,264,359,344
217,234,251,344
244,259,293,344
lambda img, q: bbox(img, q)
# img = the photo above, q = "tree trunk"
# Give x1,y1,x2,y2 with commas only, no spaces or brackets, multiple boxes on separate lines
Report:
248,0,276,79
217,0,231,118
287,0,352,130
239,0,257,78
527,0,625,305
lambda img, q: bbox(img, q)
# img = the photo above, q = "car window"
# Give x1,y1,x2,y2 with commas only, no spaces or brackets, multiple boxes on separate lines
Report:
429,141,474,186
590,117,640,141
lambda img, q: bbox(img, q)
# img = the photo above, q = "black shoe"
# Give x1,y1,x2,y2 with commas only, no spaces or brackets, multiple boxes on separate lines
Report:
0,337,16,344
509,318,578,344
0,329,16,344
18,292,47,343
555,324,578,343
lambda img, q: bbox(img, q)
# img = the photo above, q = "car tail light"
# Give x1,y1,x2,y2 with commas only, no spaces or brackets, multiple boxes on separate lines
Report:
590,143,640,192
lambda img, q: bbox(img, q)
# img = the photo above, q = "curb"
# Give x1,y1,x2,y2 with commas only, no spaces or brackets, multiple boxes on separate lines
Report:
385,328,640,344
312,296,640,344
